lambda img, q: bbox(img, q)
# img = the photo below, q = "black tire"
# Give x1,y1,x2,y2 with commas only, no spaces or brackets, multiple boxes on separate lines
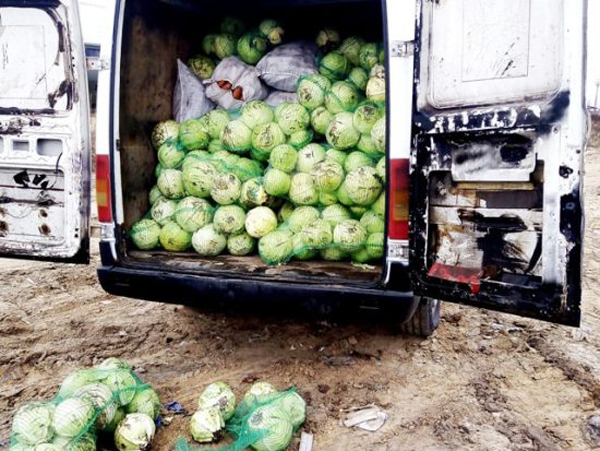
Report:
400,297,441,337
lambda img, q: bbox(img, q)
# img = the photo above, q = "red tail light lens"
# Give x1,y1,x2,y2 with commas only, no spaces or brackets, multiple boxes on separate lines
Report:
389,158,409,240
96,154,112,223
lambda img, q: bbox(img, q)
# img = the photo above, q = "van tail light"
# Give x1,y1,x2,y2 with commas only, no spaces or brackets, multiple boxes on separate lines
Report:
96,154,113,223
389,158,409,240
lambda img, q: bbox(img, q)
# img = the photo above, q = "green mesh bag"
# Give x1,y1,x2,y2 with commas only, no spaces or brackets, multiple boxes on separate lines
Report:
8,359,160,451
174,386,305,451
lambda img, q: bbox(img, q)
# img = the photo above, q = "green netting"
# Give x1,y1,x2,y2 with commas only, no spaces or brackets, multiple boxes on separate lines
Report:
175,386,305,451
8,359,160,451
130,35,388,267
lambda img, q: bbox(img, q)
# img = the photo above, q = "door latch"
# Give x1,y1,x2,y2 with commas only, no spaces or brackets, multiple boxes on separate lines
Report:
86,57,110,71
391,40,415,58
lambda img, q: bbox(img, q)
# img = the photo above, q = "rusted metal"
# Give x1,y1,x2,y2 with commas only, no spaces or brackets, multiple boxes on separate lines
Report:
409,0,585,326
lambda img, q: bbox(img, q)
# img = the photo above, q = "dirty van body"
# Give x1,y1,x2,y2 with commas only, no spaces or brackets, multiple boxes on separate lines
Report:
0,0,588,337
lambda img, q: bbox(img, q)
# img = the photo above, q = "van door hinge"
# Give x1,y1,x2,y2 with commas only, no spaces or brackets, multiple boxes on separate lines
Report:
391,40,415,58
86,57,110,71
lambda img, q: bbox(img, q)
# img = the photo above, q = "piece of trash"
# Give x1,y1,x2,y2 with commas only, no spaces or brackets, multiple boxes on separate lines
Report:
164,401,188,415
586,415,600,446
299,432,314,451
322,356,355,367
343,406,388,432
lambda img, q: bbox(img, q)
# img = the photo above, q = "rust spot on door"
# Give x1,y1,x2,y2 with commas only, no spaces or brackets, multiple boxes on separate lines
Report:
39,209,48,218
0,221,8,237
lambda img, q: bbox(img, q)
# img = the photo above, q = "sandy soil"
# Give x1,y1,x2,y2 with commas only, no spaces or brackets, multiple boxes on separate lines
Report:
1,137,599,450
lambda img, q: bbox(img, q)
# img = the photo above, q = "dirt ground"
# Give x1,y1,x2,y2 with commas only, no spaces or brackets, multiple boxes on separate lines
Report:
1,126,600,451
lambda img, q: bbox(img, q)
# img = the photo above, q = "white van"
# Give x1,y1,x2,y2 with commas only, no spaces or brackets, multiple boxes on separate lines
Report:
0,0,588,337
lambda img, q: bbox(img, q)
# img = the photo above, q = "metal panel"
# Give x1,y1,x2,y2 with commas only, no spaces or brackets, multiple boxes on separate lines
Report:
0,1,91,262
410,0,586,326
418,0,564,110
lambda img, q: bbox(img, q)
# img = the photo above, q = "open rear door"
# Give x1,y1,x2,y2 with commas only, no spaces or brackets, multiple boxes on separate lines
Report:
0,0,91,263
410,0,587,325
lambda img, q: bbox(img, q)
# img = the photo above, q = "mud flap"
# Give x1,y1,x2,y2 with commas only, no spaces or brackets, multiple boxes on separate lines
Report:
409,0,586,326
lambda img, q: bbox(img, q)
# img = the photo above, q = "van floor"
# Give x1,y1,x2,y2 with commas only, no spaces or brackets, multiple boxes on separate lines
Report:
127,250,382,283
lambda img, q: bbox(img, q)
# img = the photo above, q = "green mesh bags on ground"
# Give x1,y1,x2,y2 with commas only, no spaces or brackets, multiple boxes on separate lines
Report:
175,382,306,451
8,359,160,451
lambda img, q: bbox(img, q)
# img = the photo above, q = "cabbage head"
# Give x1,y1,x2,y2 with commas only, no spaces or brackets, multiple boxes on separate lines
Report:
227,232,256,256
197,382,236,421
251,122,286,155
245,207,278,238
339,36,366,66
333,219,368,252
179,119,210,151
151,120,179,150
11,403,54,446
319,51,349,82
222,120,253,153
297,74,331,111
288,206,320,233
130,219,161,250
259,229,295,265
325,81,360,114
241,100,274,131
211,173,242,205
246,405,293,451
175,197,214,232
114,413,155,451
52,398,95,438
344,151,375,173
237,33,268,65
214,34,237,59
190,407,224,444
213,205,247,235
207,110,232,140
289,173,318,206
311,160,344,193
157,142,186,169
345,166,383,206
158,169,185,200
240,178,271,208
151,198,178,226
269,144,298,173
182,161,218,198
192,225,227,256
310,107,334,135
326,112,360,150
188,55,215,80
321,204,352,227
263,169,291,197
296,144,326,173
126,388,161,420
159,221,192,252
353,102,384,134
276,103,310,135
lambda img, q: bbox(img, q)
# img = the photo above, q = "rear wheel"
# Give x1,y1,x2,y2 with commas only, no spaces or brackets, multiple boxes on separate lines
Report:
400,297,441,337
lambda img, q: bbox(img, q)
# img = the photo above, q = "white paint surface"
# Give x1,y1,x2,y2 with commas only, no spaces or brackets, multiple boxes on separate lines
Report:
78,0,116,47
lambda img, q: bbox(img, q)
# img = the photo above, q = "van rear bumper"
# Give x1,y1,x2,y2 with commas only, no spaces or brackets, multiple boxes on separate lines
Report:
97,243,418,322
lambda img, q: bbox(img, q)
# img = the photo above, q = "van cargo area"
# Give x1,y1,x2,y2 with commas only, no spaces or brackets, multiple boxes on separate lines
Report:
117,0,386,285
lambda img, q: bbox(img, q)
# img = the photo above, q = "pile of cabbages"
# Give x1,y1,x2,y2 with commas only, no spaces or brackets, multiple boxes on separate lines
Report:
131,26,387,267
9,359,160,451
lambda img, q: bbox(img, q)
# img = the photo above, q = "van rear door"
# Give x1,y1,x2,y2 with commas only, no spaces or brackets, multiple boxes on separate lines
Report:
0,0,91,263
409,0,586,326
